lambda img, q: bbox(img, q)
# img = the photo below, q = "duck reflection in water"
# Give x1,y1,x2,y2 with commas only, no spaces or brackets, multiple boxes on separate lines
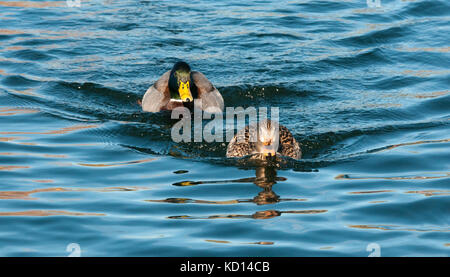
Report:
252,166,283,206
171,166,286,207
147,166,327,220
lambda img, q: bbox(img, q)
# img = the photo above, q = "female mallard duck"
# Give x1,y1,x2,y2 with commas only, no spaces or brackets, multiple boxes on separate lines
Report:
141,61,224,113
226,119,301,159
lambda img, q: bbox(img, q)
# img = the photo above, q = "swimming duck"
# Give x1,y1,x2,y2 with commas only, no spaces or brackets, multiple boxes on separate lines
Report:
141,61,224,113
226,119,301,159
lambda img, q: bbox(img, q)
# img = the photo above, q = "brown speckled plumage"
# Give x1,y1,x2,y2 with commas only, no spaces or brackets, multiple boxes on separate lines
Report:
278,125,301,159
226,120,301,159
226,124,255,158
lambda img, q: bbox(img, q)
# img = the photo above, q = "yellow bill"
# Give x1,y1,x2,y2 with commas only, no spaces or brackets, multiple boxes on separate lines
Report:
179,81,193,102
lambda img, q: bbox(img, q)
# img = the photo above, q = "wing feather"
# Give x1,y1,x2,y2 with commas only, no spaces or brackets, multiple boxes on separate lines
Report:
278,125,301,159
226,126,255,157
141,71,170,112
191,71,224,113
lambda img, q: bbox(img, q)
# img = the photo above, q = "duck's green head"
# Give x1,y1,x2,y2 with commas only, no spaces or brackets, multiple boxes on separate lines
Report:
169,61,193,102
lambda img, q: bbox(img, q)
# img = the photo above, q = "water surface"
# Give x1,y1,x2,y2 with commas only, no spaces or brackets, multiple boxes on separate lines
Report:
0,0,449,256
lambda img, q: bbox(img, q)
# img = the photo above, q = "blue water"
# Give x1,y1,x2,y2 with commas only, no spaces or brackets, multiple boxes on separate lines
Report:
0,0,449,257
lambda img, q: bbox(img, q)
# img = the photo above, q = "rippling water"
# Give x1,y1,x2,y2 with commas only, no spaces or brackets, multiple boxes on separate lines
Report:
0,0,449,257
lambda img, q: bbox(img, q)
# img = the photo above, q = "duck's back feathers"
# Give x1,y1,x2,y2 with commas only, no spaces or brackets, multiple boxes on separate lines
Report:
142,70,170,112
154,70,171,93
190,71,213,94
226,125,255,158
191,71,224,113
278,125,301,159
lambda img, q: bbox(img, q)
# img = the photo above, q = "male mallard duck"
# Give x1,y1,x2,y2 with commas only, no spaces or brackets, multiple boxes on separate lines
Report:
141,61,224,113
226,119,301,159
